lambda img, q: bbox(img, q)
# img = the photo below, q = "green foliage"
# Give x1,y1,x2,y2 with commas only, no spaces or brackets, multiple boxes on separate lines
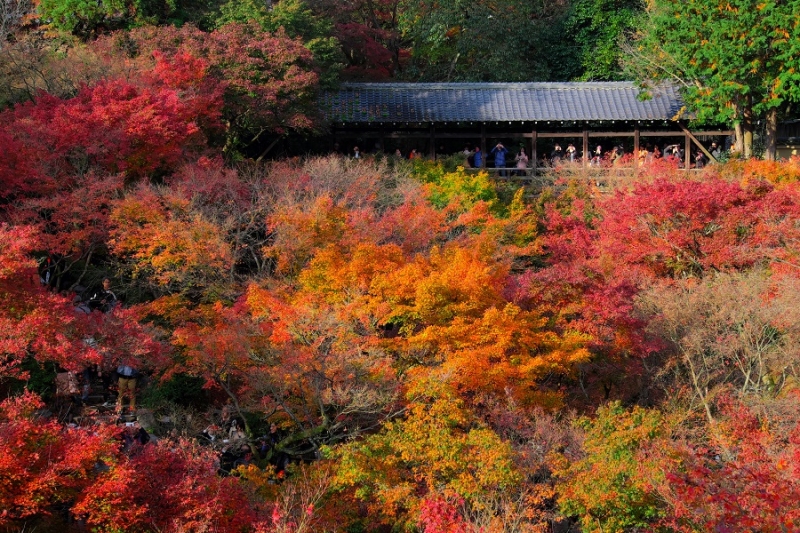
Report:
37,0,225,36
561,0,644,81
397,0,567,81
411,160,498,211
553,401,666,533
7,357,58,401
627,0,800,156
38,0,128,36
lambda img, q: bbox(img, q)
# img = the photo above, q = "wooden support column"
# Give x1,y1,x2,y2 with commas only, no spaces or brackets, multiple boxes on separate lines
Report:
480,124,487,168
430,124,436,159
531,129,538,174
634,125,640,176
678,123,718,163
582,129,589,167
685,132,692,169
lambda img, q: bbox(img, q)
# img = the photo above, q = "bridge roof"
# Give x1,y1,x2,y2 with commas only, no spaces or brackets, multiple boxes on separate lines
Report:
322,82,687,124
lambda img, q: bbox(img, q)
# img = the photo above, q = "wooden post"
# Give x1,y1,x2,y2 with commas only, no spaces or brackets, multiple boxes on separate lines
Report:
480,124,487,168
685,132,691,169
531,129,538,175
582,129,589,167
634,125,640,176
430,123,436,159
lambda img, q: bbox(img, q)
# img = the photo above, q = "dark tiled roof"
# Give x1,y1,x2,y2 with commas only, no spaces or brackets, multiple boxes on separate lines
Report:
322,82,687,123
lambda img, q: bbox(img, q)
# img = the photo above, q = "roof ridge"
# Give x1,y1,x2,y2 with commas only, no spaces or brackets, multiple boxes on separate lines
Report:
339,81,645,90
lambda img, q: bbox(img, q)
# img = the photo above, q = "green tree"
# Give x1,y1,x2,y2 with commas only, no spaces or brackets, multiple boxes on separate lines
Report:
625,0,800,160
560,0,644,81
38,0,128,36
37,0,224,36
396,0,568,82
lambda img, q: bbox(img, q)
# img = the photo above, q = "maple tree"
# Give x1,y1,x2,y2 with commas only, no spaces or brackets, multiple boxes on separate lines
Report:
307,0,404,79
658,396,800,532
216,0,344,88
75,439,261,532
0,224,102,378
109,23,320,156
0,50,222,182
0,391,118,529
109,182,234,297
330,376,520,530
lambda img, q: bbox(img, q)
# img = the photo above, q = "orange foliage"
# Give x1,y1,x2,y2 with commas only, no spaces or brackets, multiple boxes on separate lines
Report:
110,185,233,290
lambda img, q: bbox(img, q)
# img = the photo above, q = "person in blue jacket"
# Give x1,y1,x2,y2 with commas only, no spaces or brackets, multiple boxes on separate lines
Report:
491,142,509,176
473,146,483,168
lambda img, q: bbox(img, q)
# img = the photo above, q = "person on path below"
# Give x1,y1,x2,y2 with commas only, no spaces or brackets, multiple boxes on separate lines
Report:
116,363,138,414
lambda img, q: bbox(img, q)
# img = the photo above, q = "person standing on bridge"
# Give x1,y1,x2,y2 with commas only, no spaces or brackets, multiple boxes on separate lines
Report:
491,142,509,176
473,146,483,168
515,147,529,176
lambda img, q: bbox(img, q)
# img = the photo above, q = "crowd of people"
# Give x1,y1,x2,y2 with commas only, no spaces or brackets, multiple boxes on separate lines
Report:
337,139,727,172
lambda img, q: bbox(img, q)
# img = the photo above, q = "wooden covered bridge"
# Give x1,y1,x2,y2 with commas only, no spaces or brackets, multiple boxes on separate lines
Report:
322,82,732,170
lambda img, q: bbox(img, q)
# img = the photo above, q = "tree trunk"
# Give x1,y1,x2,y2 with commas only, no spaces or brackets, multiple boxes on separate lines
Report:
743,98,754,159
744,127,753,159
732,101,744,155
764,107,778,161
734,121,744,154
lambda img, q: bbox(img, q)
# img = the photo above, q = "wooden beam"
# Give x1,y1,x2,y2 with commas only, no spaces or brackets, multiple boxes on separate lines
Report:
678,124,717,163
529,132,587,138
532,130,538,173
634,125,640,176
686,130,734,136
430,124,436,159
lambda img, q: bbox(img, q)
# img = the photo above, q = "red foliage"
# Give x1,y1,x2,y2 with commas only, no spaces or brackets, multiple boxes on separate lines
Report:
1,390,261,532
0,54,221,182
534,175,800,401
0,391,118,528
0,224,160,378
418,497,468,533
116,23,320,139
596,176,800,277
660,397,800,532
336,22,395,79
0,225,99,377
0,129,44,201
75,440,259,532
